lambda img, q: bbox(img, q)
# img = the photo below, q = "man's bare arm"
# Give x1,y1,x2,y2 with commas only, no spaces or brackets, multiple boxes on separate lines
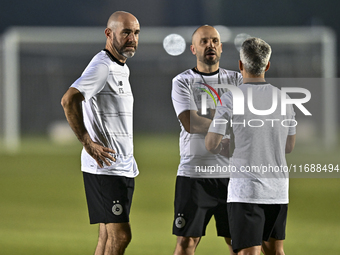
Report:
61,87,116,167
205,132,225,154
285,134,296,154
178,110,213,134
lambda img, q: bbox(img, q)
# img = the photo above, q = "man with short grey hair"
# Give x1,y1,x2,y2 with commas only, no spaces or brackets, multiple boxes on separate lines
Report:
240,37,272,76
206,37,296,255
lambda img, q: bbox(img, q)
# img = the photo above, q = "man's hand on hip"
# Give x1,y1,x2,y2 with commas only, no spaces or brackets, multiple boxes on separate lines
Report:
84,142,116,168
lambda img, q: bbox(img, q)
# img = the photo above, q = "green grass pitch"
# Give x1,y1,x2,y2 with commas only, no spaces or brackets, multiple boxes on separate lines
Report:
0,134,340,254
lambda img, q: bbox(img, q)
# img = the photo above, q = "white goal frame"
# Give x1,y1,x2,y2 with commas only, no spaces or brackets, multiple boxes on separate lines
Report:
1,26,337,151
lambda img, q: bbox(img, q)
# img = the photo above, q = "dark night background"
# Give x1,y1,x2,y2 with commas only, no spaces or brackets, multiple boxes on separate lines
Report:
0,0,338,137
1,0,338,73
1,0,338,62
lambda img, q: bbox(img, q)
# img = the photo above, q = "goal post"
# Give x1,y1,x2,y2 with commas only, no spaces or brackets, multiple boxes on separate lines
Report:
2,27,106,151
1,26,337,152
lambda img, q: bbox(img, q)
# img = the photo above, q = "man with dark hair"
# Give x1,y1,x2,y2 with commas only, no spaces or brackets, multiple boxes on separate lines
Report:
206,37,296,255
61,11,140,255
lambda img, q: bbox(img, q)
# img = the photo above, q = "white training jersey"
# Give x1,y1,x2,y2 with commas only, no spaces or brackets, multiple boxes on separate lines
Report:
71,50,139,178
171,68,243,178
209,82,296,204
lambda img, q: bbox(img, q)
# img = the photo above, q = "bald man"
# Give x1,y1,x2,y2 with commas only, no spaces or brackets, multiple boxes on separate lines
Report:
61,11,140,255
171,25,242,255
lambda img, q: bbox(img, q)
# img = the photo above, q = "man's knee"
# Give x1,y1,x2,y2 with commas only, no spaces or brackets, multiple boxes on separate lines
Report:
107,232,131,248
117,230,132,245
275,249,285,255
262,239,285,255
176,236,200,250
106,223,132,248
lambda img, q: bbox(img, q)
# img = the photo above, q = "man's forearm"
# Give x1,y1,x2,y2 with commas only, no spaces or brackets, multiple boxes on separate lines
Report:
205,132,222,152
61,88,116,168
192,108,216,134
64,103,92,146
190,114,212,134
61,91,92,146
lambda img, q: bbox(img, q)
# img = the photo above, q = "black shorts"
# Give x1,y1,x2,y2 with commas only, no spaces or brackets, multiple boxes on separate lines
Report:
83,172,134,224
227,202,288,253
172,176,230,237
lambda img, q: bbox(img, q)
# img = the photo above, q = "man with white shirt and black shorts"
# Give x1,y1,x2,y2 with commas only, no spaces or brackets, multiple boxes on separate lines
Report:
171,25,242,255
61,11,140,255
206,37,296,255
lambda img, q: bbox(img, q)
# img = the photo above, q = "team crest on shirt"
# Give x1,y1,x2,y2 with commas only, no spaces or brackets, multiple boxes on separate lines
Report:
112,201,123,216
175,213,186,228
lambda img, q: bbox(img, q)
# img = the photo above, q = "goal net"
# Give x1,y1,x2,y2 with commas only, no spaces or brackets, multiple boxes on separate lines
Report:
0,26,337,151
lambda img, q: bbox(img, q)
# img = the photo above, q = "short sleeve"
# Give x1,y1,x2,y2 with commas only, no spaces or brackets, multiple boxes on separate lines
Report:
71,62,109,101
171,76,197,117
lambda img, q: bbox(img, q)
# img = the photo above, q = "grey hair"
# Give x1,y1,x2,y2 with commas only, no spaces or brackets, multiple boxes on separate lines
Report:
240,37,271,76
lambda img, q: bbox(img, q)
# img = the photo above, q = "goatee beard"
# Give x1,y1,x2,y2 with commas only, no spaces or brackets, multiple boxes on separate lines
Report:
121,50,135,58
112,36,137,59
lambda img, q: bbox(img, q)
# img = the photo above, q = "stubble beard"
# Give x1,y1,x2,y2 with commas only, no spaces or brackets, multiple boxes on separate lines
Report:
203,54,220,66
197,51,220,66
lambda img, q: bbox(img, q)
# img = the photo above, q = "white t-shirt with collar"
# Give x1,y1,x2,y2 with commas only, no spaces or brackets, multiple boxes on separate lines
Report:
71,50,138,178
171,67,242,178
